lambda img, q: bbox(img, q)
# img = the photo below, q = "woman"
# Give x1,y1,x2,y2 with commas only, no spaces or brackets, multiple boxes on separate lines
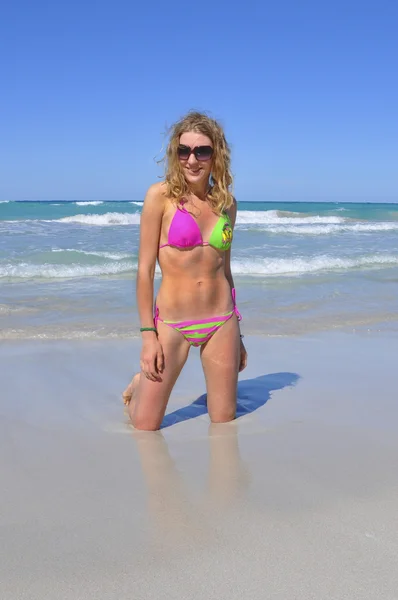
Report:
123,111,247,430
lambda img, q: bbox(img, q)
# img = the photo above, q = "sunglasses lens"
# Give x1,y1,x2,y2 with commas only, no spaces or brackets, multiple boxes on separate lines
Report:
177,145,213,161
195,146,213,161
177,146,190,160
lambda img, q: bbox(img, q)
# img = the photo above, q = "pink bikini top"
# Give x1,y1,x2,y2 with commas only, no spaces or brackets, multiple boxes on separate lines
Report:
159,202,233,252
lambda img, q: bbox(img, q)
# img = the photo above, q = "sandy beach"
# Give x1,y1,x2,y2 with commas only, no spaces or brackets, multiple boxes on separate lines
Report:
1,332,398,599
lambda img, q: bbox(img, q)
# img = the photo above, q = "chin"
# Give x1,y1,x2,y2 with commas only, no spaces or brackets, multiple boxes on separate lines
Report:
186,175,204,184
185,171,208,185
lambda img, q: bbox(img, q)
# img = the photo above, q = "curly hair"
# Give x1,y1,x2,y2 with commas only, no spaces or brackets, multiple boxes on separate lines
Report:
162,111,234,214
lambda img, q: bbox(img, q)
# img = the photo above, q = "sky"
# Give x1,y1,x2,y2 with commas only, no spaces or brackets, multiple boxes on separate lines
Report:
0,0,397,202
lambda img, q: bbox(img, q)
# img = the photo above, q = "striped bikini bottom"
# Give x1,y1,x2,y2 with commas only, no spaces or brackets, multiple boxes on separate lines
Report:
154,288,242,347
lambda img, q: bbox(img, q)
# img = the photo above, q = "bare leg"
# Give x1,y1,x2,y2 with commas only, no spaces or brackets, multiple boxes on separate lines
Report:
131,322,191,431
200,315,240,423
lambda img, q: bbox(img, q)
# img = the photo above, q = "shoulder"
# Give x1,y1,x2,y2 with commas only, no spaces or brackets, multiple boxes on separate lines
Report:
142,182,168,214
226,196,237,224
144,182,167,204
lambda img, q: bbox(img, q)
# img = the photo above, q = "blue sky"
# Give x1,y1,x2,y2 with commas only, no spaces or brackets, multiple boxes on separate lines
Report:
1,0,397,202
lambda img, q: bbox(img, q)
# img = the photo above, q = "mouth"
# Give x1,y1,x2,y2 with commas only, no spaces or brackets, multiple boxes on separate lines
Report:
186,167,202,176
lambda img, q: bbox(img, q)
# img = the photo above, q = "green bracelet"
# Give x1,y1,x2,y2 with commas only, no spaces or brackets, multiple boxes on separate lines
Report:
140,327,157,333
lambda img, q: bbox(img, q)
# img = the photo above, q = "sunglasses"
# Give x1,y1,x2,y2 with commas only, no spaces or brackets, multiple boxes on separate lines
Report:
177,144,214,162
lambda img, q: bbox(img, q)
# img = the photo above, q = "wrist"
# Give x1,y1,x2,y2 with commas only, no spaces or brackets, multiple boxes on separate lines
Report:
140,326,157,337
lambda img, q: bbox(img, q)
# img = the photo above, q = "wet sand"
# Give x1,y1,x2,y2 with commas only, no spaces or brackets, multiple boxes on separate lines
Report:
1,333,398,599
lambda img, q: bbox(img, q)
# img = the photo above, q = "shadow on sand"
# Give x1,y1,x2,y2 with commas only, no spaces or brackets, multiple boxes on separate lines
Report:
161,372,300,429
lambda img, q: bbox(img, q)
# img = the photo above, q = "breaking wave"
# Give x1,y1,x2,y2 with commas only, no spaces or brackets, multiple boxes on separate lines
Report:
2,253,397,280
236,210,345,225
260,222,398,235
0,260,135,279
230,254,398,276
55,212,141,225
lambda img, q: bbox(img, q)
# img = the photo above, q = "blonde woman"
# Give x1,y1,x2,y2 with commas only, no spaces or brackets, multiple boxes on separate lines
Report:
123,111,247,430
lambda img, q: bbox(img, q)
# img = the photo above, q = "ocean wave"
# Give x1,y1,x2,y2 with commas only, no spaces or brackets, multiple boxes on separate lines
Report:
51,248,132,260
259,222,398,235
52,209,345,227
236,210,345,225
2,253,397,280
230,254,398,276
0,303,37,315
0,260,136,279
55,212,141,225
0,325,137,340
130,201,143,205
0,200,10,204
75,201,104,206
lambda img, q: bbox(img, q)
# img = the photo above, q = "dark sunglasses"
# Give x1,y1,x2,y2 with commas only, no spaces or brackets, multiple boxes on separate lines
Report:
177,144,214,161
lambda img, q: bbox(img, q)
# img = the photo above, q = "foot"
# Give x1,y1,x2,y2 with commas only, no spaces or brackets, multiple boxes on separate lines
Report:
122,373,140,407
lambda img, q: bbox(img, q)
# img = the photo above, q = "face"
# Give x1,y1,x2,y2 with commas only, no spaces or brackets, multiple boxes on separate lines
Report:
178,131,213,187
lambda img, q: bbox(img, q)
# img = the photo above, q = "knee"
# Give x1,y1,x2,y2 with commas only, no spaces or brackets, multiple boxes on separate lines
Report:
132,415,161,431
210,411,236,424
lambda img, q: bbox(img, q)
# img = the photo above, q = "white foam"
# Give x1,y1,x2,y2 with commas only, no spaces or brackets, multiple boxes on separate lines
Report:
130,201,143,206
75,201,104,206
0,261,135,279
236,210,345,225
51,248,132,260
0,200,10,204
2,252,397,280
55,212,141,225
259,222,398,235
230,254,398,276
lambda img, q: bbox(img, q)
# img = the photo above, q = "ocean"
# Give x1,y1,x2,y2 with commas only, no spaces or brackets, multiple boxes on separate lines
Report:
1,200,398,339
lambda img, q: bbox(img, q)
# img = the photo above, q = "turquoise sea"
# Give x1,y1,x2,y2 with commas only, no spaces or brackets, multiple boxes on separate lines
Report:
1,200,398,339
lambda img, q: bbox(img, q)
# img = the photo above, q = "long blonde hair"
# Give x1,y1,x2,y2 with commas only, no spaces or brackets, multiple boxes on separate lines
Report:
162,111,234,214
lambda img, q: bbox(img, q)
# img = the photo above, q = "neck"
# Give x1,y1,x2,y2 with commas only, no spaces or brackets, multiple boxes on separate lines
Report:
188,180,210,201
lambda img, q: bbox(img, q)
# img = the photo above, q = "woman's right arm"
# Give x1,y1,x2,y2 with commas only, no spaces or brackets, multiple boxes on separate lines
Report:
136,183,165,381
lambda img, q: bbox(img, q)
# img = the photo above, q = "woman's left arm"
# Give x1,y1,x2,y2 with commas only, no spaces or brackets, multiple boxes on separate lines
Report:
224,197,237,291
225,198,247,372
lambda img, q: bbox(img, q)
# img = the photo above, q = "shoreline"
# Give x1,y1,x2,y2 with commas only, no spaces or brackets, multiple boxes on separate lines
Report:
2,313,398,341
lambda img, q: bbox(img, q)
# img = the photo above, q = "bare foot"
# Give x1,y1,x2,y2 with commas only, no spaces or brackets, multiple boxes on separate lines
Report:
122,373,140,407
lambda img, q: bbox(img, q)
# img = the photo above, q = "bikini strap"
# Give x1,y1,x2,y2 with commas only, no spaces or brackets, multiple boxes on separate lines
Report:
232,288,242,321
154,305,160,329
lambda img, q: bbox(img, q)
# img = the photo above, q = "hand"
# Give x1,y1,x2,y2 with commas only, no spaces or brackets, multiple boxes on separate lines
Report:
140,335,164,382
239,338,248,372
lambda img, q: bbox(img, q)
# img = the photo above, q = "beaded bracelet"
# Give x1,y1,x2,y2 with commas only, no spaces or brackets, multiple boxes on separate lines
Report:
140,327,157,333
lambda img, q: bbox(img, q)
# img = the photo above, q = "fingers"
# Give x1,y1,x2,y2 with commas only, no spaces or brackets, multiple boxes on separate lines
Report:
239,349,248,372
140,356,155,381
140,351,164,382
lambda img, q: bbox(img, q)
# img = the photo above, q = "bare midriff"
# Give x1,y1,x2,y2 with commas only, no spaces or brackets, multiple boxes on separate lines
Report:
156,245,234,321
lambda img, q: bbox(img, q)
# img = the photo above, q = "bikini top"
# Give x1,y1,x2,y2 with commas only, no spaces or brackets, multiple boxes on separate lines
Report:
159,202,233,252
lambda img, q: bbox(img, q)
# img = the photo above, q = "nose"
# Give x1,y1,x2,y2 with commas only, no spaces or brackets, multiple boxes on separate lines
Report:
187,151,198,166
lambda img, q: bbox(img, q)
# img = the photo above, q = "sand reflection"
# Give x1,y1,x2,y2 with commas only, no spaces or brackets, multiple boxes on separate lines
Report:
132,423,250,553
